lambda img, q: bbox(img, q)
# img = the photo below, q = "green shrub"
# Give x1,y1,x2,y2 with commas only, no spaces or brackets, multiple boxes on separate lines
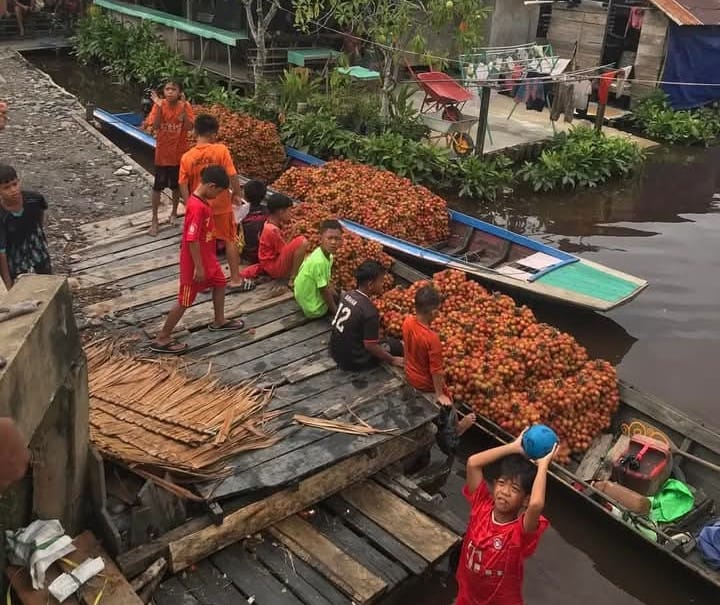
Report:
631,91,720,146
450,155,514,201
280,110,358,158
517,127,645,192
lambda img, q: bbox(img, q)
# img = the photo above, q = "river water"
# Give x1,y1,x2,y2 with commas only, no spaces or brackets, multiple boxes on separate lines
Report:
27,51,719,605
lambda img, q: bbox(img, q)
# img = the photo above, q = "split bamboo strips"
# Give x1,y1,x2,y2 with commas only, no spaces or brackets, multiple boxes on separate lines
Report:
86,342,278,486
293,414,397,436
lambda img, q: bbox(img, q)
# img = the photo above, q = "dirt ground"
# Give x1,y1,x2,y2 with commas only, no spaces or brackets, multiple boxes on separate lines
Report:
0,49,152,279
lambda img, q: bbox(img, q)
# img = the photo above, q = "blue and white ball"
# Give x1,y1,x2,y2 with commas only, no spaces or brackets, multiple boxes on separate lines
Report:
521,424,558,459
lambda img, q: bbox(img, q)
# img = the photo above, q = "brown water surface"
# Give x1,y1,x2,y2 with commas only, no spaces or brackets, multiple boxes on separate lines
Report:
26,50,720,605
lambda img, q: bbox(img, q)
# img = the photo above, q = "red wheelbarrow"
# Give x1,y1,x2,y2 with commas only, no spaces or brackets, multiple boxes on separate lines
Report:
414,71,477,156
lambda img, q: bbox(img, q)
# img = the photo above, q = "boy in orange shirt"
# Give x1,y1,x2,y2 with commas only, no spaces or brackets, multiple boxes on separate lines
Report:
402,284,476,434
144,81,195,236
179,114,246,290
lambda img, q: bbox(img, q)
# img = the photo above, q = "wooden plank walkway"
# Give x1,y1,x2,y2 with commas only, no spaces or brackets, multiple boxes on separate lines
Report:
72,208,439,512
154,478,462,605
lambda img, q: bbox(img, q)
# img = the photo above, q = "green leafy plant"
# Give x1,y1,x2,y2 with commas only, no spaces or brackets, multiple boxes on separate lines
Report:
631,91,720,146
280,110,358,158
450,155,514,200
278,68,321,115
517,127,645,192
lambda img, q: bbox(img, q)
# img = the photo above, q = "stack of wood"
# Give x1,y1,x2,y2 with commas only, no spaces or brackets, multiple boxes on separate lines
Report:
86,341,278,492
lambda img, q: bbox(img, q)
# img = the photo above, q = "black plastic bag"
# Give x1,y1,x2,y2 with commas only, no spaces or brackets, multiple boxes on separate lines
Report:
435,406,460,456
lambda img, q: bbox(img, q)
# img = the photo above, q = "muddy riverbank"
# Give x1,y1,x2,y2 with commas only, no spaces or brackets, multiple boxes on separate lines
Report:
4,48,718,605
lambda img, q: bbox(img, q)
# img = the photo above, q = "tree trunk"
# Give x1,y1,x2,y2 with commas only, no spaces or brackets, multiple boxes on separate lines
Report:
244,0,279,93
380,50,394,121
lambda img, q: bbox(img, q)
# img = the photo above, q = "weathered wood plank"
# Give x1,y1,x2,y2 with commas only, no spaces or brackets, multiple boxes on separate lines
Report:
341,481,459,563
154,577,202,605
115,265,179,291
83,279,183,316
322,497,428,576
211,543,306,605
167,423,435,572
270,516,387,605
71,235,181,271
178,559,246,603
252,537,352,605
75,226,181,259
218,331,330,380
576,433,614,481
202,391,436,500
79,253,179,288
308,508,408,588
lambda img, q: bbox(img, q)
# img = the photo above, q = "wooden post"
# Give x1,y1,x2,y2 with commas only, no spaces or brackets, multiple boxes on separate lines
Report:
475,86,491,156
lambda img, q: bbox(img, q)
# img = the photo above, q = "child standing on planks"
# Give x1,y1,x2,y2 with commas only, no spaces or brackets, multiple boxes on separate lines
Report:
455,432,556,605
402,284,476,435
150,165,244,355
144,81,195,236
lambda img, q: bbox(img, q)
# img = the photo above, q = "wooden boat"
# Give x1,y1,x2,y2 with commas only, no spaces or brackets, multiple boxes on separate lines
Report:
91,108,648,312
390,262,720,591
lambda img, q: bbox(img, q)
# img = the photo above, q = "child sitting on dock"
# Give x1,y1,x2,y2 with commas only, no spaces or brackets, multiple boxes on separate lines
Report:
456,434,555,605
403,284,476,434
239,179,268,265
254,193,309,287
150,165,244,355
0,164,52,290
293,219,342,319
329,260,404,370
144,80,195,236
180,114,250,292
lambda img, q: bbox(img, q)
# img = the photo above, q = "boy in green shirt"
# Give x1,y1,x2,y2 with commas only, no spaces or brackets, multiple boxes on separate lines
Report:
294,220,342,318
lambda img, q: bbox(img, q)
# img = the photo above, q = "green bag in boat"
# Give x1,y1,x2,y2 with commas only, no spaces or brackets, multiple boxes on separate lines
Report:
649,478,695,523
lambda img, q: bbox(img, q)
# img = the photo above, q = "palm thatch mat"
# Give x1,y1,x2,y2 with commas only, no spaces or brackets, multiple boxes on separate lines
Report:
86,341,278,494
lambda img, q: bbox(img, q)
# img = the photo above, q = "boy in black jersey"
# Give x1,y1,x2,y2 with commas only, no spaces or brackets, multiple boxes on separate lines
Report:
240,179,268,264
330,260,404,371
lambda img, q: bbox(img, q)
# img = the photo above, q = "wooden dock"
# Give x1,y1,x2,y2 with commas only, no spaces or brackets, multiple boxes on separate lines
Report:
68,206,453,603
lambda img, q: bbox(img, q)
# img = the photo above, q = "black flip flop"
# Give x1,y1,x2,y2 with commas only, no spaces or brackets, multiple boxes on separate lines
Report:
207,318,246,332
227,279,256,293
149,339,188,355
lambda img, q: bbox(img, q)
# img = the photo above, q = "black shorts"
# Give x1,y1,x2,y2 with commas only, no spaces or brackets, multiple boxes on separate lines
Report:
153,165,180,192
335,337,404,372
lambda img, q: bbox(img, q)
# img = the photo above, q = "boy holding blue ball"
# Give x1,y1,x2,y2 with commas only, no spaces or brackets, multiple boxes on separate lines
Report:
455,430,557,605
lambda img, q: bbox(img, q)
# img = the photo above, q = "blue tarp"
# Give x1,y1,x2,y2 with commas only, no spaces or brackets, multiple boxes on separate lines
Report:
661,24,720,110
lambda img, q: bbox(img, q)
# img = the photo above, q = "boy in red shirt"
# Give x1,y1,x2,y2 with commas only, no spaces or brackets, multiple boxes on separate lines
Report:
402,284,475,433
456,433,556,605
150,165,244,354
257,193,308,287
179,114,245,290
144,81,195,236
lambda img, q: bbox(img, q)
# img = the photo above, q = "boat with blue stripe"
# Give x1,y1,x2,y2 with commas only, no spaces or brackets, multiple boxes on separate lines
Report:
91,108,648,312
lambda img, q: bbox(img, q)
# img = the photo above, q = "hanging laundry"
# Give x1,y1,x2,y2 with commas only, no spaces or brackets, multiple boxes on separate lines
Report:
525,71,547,112
629,7,644,29
550,81,576,123
573,79,592,112
474,62,489,82
615,65,633,97
598,70,620,105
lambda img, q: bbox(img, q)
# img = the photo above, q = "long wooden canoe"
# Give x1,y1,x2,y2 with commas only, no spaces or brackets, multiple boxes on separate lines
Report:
91,108,648,312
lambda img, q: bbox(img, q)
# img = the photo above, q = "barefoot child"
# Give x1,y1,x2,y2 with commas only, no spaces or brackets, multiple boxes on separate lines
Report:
329,260,404,371
293,219,342,319
179,114,247,290
257,193,308,287
145,81,195,235
456,434,556,605
150,165,244,354
0,164,51,290
402,284,476,434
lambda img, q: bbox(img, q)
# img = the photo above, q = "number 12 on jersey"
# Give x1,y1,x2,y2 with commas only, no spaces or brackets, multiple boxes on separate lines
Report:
331,302,352,333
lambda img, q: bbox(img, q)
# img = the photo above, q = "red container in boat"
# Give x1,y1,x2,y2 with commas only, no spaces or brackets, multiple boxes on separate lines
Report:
612,435,673,496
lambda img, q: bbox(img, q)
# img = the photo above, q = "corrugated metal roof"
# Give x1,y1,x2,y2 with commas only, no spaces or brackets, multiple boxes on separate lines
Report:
648,0,720,26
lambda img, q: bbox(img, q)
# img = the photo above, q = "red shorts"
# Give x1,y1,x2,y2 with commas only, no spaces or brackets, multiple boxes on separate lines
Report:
261,236,306,280
178,263,226,307
213,211,237,243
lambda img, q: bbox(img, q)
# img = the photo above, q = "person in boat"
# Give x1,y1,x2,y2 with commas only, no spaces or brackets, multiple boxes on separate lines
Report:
253,193,309,288
455,434,556,605
0,164,52,290
150,165,244,355
329,259,404,371
0,417,30,493
403,284,476,434
144,80,195,236
179,113,250,292
239,179,268,266
293,220,342,319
